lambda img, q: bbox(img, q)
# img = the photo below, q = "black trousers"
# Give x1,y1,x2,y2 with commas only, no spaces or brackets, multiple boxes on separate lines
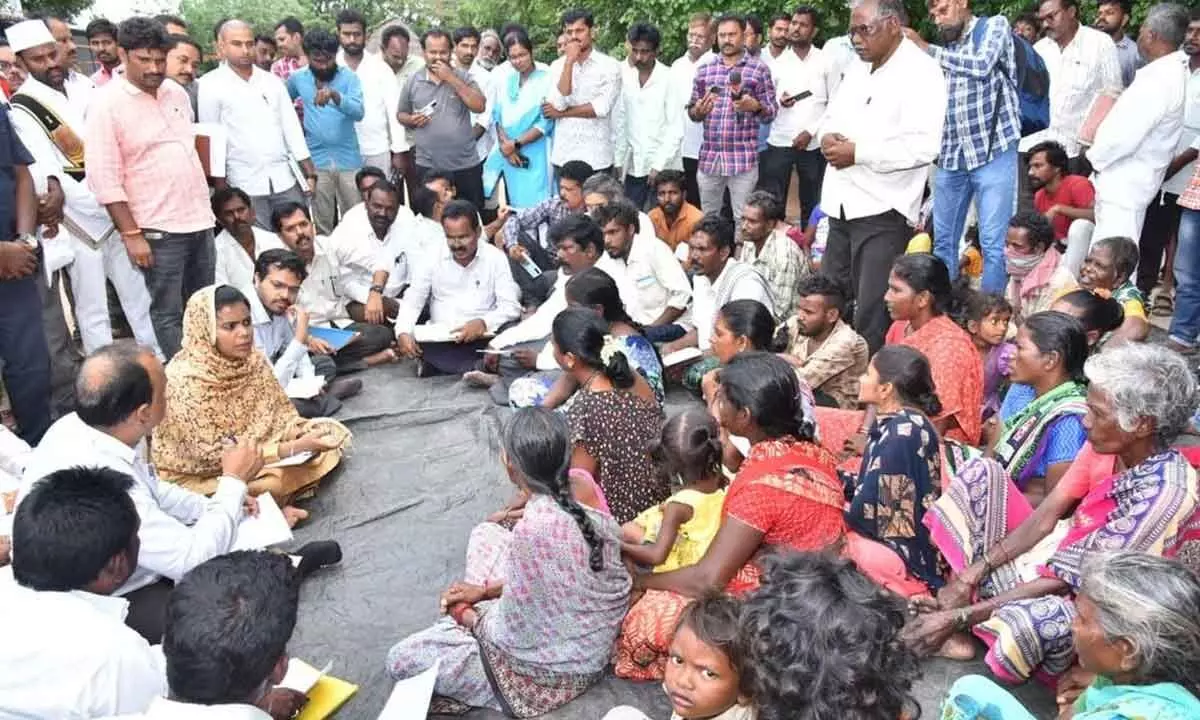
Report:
418,162,485,217
333,321,395,372
1137,192,1181,296
682,157,701,209
758,145,826,228
821,209,911,354
0,273,51,444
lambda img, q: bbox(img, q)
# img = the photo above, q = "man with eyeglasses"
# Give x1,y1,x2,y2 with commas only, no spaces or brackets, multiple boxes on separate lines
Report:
815,0,946,353
1018,0,1120,176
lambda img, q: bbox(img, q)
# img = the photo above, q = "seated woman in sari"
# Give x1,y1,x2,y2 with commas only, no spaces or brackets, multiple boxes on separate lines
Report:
941,552,1200,720
508,268,663,410
1072,236,1149,344
904,343,1200,684
386,408,630,717
480,31,553,209
152,286,350,524
1049,289,1125,351
949,311,1090,505
614,352,844,681
843,345,945,599
816,254,983,465
1004,212,1071,324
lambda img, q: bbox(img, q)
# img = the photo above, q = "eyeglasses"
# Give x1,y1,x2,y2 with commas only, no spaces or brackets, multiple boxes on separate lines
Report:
848,20,884,38
1038,8,1064,24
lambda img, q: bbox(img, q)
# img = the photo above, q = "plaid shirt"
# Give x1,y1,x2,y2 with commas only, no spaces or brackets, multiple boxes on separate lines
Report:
736,226,809,317
1180,142,1200,211
928,16,1020,171
272,55,305,122
501,197,580,250
783,318,869,409
691,53,777,176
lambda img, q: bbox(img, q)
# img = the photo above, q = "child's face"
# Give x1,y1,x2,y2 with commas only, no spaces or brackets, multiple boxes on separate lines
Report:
664,625,743,719
976,311,1010,347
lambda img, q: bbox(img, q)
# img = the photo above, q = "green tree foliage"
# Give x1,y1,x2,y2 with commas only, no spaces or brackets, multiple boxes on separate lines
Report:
21,0,94,22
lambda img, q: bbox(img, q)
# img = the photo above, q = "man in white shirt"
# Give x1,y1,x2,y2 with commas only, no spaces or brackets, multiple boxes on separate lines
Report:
594,200,691,340
1021,0,1121,170
125,551,304,720
336,9,405,177
544,9,622,173
270,202,398,372
19,343,263,642
452,26,497,176
1089,4,1189,242
615,23,682,210
760,6,829,228
1095,0,1142,88
671,14,717,208
817,0,946,352
396,199,521,376
7,24,161,359
380,24,425,201
199,20,316,229
213,186,285,289
662,213,774,357
44,15,95,115
0,466,165,718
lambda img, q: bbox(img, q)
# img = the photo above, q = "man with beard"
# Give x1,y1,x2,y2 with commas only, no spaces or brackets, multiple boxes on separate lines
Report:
779,274,868,409
1028,140,1094,275
380,25,425,202
40,15,94,109
254,34,277,71
326,179,413,329
543,9,622,174
336,9,405,179
248,248,362,417
816,0,945,353
85,18,121,86
1095,0,1141,87
903,0,1020,294
287,28,365,236
164,34,200,118
85,17,214,360
593,199,690,341
453,26,497,194
8,19,162,365
737,190,807,317
270,201,398,370
648,169,704,252
212,186,285,289
615,23,681,211
670,13,716,209
395,199,521,376
199,20,315,231
477,29,501,71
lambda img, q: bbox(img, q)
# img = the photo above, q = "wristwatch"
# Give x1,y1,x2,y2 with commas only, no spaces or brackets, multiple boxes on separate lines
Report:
369,284,385,295
513,139,523,150
14,232,37,248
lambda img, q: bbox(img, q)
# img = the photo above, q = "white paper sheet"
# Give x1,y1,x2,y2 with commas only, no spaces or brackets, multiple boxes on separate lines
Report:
661,346,704,367
413,323,493,344
285,375,325,399
279,658,333,694
377,660,440,720
264,450,315,469
232,493,294,551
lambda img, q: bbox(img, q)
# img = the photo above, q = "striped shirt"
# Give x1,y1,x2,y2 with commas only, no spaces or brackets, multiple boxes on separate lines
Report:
928,16,1021,171
690,52,778,176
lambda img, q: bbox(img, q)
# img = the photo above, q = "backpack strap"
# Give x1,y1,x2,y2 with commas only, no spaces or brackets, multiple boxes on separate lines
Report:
969,16,1005,161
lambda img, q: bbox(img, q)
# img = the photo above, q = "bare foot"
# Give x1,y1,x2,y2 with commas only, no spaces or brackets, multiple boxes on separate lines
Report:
463,370,499,388
936,632,977,660
283,506,310,528
364,348,400,367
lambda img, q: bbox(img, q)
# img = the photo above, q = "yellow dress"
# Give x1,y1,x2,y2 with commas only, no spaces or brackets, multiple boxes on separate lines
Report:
633,487,726,573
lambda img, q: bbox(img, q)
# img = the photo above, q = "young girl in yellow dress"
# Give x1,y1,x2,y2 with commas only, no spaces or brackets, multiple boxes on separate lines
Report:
621,408,726,573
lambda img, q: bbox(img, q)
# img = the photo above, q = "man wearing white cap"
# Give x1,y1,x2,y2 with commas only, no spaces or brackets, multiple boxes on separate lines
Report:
5,19,162,359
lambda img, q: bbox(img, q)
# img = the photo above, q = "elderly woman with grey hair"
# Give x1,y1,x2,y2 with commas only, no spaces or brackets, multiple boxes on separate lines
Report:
940,552,1200,719
904,343,1200,685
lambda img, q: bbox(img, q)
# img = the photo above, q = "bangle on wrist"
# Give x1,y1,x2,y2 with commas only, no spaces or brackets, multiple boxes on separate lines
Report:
120,229,142,238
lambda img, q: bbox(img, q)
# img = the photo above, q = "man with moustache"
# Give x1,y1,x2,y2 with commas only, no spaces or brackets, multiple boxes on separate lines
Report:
40,15,94,109
255,34,277,71
1027,140,1094,275
615,23,682,211
336,9,405,178
8,19,162,362
85,18,121,86
780,274,868,409
648,169,704,252
164,34,201,118
86,17,214,360
212,186,285,289
395,199,521,376
327,179,412,330
1095,0,1141,87
199,20,314,232
904,0,1020,293
670,13,716,208
287,28,365,235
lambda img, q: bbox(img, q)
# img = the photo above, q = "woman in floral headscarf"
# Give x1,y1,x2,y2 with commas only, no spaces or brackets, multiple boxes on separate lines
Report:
152,286,350,522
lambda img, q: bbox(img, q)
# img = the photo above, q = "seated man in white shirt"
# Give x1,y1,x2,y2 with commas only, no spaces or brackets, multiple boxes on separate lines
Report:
326,179,412,330
395,199,521,376
592,200,691,343
663,214,774,360
270,202,398,372
19,343,340,643
129,551,305,720
213,186,285,289
248,249,364,416
0,466,165,719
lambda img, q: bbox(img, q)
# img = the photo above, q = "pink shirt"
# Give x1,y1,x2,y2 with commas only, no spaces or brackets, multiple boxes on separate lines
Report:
85,76,212,233
90,66,121,86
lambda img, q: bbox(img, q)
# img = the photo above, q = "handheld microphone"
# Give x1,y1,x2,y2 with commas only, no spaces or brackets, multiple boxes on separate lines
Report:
728,69,743,100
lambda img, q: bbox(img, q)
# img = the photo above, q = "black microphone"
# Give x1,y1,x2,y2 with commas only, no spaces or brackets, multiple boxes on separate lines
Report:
728,69,743,100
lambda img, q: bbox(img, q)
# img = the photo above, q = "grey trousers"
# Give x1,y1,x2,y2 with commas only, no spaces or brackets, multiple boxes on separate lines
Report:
698,166,759,224
313,169,360,236
141,229,215,359
249,183,308,231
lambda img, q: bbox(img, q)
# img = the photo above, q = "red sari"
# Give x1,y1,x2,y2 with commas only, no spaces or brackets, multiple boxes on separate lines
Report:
816,316,984,468
614,437,845,680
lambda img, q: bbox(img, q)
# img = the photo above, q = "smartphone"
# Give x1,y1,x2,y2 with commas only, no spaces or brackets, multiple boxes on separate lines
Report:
707,85,723,96
783,90,813,104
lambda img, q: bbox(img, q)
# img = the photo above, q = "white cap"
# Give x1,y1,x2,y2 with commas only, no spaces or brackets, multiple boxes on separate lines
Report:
5,19,56,54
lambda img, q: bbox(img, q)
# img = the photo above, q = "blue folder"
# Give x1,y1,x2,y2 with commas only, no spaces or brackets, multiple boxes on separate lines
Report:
309,326,358,352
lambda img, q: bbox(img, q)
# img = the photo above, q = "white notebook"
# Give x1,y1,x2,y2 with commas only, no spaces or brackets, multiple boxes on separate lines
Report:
378,660,440,719
232,493,294,551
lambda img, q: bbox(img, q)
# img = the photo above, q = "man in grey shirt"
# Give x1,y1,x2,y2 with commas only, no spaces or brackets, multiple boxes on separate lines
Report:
397,28,487,211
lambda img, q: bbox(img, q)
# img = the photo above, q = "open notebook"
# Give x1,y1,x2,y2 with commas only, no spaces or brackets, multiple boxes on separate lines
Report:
280,659,359,720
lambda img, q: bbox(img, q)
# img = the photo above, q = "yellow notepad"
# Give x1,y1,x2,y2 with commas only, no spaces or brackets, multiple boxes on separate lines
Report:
296,673,359,720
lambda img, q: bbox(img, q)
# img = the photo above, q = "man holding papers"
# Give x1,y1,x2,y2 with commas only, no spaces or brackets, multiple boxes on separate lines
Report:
395,199,521,376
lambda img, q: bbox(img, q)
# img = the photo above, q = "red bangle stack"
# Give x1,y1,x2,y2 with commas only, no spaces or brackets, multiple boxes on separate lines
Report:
448,601,474,625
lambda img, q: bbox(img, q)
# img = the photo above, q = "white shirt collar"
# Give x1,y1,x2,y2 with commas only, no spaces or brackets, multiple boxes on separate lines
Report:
141,697,273,719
